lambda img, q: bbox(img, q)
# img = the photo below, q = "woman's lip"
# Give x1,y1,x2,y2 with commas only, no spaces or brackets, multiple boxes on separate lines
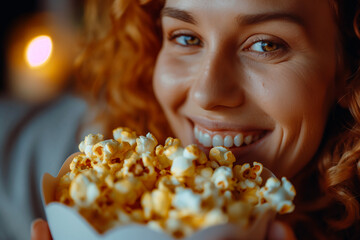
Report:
187,115,270,132
185,115,271,159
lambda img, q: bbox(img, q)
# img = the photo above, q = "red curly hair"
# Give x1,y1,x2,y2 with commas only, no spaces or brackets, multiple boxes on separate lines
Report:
74,0,360,239
75,0,170,142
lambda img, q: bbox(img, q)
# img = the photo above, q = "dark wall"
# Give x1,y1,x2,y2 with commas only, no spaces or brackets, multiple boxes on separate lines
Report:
0,0,38,93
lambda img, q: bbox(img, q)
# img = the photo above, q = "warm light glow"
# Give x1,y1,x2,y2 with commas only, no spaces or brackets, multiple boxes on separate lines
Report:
25,35,53,67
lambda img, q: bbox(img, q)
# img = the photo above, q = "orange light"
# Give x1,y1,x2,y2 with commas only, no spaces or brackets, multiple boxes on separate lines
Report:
25,35,53,68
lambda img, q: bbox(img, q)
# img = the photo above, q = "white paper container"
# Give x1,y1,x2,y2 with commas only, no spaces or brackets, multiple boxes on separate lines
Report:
42,153,276,240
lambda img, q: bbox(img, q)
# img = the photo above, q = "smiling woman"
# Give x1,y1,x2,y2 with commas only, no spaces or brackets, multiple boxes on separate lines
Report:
4,0,357,239
70,0,360,239
154,0,338,179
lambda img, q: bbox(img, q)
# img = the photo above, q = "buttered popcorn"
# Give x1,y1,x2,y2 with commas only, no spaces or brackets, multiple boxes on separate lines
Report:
56,127,296,238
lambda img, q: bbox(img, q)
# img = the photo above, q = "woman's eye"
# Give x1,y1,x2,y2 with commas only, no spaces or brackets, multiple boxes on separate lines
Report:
249,40,280,52
242,38,290,61
171,34,202,47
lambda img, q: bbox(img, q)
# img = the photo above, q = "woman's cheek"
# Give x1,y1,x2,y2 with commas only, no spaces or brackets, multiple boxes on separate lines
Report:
153,53,198,110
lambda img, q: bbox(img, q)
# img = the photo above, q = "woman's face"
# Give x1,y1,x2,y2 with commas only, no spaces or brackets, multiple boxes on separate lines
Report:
153,0,342,177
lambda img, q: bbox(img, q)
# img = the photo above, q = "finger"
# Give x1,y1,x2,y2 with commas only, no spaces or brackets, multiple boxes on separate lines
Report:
267,221,296,240
31,219,52,240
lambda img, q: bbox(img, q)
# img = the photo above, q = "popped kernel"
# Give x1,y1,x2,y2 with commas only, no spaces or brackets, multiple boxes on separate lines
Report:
136,132,158,154
141,188,172,219
92,139,121,163
78,133,104,158
69,154,92,175
202,208,229,227
235,162,263,189
155,145,172,170
164,137,181,148
113,127,137,147
211,166,234,190
184,144,208,165
170,154,196,178
258,177,296,214
172,187,202,214
209,146,236,167
69,170,100,208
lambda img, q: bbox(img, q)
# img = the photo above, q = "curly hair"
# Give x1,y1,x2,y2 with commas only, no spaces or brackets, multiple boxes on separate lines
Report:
74,0,360,239
287,1,360,239
74,0,170,142
318,0,360,235
320,0,360,233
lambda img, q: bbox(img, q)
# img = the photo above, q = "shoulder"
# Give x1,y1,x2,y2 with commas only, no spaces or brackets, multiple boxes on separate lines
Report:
0,93,90,239
0,93,89,175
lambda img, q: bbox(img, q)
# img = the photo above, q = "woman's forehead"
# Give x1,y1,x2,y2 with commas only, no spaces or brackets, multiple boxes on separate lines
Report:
162,0,333,16
161,0,336,37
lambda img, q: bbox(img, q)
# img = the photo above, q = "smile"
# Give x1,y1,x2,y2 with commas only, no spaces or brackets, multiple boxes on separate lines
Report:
194,125,266,148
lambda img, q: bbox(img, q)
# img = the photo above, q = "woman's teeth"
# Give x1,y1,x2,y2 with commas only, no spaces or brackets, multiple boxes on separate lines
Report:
194,126,261,148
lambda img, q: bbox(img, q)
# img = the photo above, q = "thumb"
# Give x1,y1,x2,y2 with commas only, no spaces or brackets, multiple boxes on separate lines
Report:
267,221,296,240
31,218,52,240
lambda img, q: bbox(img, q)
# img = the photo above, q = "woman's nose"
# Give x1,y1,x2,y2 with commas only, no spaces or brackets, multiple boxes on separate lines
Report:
191,49,245,110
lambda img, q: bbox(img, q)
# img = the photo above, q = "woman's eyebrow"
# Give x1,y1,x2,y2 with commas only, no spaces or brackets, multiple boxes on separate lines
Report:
161,7,305,28
161,7,197,25
237,12,306,27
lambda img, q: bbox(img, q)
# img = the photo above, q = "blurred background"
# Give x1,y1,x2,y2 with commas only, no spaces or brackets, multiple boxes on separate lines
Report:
0,0,84,103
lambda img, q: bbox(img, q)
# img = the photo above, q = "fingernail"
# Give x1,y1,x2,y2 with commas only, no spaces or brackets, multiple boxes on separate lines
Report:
31,219,43,238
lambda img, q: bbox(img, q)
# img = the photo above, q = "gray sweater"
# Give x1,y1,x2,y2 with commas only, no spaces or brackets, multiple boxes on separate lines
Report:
0,93,93,240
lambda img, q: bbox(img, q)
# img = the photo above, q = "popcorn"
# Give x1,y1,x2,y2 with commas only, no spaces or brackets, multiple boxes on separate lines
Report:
157,175,183,192
184,144,208,165
211,166,233,190
69,170,100,208
55,173,73,205
192,167,213,192
164,144,199,179
155,145,172,170
141,188,172,219
92,139,122,163
226,201,252,227
69,154,92,175
258,177,296,214
209,146,235,167
113,176,145,206
135,132,158,154
164,137,181,148
172,187,202,214
79,133,104,158
55,127,296,238
113,127,137,147
170,154,196,178
234,162,263,189
202,208,229,227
